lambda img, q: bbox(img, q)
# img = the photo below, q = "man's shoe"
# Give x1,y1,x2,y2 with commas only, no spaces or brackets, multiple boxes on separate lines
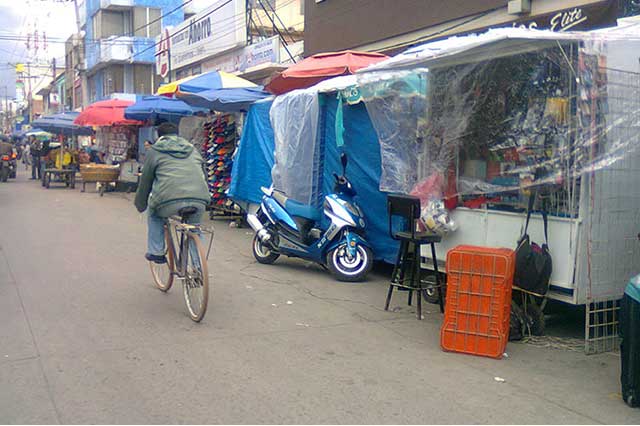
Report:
145,253,167,264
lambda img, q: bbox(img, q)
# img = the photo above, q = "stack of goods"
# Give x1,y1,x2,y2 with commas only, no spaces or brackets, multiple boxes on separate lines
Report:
202,115,238,212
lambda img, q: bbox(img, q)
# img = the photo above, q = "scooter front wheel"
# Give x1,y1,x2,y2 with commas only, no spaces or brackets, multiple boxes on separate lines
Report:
327,244,373,282
252,234,280,264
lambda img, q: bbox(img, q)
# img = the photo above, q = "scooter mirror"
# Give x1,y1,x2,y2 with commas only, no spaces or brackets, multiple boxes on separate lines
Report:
340,153,348,173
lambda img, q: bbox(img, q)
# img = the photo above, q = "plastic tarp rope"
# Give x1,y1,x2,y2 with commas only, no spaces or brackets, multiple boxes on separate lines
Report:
229,100,275,204
270,87,320,206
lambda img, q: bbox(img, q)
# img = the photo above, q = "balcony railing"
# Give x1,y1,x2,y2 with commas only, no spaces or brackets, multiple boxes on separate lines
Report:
86,36,156,70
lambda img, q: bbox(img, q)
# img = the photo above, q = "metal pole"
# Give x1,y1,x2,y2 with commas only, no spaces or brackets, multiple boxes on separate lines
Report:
27,63,32,124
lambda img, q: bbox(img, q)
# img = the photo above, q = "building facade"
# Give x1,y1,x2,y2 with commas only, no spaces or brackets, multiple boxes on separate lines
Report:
82,0,185,104
304,0,629,56
156,0,304,86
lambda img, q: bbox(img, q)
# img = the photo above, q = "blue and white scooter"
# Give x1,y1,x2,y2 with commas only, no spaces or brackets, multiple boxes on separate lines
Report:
247,154,373,282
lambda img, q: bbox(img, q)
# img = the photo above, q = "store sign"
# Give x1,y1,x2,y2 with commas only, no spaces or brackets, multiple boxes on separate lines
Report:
155,29,171,79
158,0,246,72
511,2,618,32
202,36,281,74
242,37,280,71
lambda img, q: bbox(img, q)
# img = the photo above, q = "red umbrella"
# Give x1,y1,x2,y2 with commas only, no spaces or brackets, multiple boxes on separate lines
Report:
266,51,389,95
74,99,143,127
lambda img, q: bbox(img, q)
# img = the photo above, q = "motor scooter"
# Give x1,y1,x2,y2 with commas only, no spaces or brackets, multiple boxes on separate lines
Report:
247,154,373,282
0,151,16,182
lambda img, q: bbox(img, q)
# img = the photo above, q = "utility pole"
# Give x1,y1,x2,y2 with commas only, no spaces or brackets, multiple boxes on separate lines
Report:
27,63,32,124
73,0,87,109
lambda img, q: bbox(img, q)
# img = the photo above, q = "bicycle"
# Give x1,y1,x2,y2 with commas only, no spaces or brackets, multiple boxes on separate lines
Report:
149,207,214,322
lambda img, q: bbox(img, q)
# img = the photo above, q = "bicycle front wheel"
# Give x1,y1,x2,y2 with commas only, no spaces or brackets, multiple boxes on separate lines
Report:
183,232,209,322
150,225,175,292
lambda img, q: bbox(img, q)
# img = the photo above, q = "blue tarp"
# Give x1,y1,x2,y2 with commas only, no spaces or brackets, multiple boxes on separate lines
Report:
229,100,275,204
319,96,399,263
229,96,398,263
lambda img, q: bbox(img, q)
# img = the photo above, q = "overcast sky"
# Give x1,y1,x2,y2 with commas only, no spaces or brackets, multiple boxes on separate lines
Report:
0,0,213,99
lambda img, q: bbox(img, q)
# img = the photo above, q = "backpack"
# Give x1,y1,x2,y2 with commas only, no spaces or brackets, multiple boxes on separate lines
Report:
514,192,552,296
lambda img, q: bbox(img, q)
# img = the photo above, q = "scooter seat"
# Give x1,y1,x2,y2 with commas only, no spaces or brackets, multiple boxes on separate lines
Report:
271,189,322,221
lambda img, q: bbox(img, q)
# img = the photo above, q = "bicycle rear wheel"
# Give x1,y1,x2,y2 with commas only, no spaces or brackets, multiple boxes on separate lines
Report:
183,232,209,322
149,225,175,292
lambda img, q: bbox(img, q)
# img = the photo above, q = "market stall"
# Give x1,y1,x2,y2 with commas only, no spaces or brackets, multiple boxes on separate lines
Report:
31,112,94,189
355,27,640,352
74,99,143,194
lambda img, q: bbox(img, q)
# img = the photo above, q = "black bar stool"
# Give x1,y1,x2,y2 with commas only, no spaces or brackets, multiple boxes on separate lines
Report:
385,194,445,319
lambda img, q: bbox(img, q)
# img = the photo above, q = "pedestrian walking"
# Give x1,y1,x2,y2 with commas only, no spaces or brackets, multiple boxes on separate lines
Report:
22,143,30,170
30,137,42,180
40,139,52,182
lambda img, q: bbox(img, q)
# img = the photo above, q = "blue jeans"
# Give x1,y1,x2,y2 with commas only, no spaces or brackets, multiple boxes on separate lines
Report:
147,201,205,256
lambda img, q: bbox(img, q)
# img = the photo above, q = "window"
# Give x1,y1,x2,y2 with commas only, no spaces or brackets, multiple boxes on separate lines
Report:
103,65,124,97
93,10,132,38
133,7,161,38
133,64,153,94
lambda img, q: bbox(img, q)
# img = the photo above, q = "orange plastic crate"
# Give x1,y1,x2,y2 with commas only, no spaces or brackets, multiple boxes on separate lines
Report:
440,245,515,359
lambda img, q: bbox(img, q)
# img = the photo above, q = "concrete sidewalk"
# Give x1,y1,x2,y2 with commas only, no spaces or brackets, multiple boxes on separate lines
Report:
0,172,637,424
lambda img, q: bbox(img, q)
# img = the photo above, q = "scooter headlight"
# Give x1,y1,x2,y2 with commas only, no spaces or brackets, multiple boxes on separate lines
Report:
342,201,360,217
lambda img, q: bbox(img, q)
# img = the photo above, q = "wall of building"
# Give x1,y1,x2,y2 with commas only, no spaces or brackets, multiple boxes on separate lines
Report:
304,0,505,55
303,0,618,55
84,0,184,101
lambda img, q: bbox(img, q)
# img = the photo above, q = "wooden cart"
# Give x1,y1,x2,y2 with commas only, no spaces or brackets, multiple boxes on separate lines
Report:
79,164,120,196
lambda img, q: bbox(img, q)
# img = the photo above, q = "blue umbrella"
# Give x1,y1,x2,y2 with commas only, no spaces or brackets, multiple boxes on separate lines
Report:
124,96,209,123
32,112,93,136
177,87,270,112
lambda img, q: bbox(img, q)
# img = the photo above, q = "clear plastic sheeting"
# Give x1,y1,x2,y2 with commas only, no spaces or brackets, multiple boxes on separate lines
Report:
270,88,320,205
357,69,429,194
356,27,640,302
357,29,640,218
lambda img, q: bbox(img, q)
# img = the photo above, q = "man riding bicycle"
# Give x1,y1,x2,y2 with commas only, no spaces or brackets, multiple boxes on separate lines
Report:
134,122,210,264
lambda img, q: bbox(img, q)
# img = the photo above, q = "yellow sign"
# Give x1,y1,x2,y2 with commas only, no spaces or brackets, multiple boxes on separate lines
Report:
15,63,25,73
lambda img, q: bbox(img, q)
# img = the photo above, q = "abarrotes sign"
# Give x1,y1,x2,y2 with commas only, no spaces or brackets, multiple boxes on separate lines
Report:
156,0,246,72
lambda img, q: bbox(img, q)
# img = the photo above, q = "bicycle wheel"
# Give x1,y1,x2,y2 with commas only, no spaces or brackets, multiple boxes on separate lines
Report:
183,232,209,322
149,225,175,292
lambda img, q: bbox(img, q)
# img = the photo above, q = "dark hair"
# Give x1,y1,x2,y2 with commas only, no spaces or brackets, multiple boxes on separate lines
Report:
157,122,178,137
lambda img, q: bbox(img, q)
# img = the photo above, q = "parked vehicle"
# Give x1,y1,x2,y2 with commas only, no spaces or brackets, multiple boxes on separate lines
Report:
0,151,16,182
247,154,373,282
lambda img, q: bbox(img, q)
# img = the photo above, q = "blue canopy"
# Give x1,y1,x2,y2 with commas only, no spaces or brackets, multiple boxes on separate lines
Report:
177,87,270,112
229,100,275,204
124,96,208,123
31,112,93,136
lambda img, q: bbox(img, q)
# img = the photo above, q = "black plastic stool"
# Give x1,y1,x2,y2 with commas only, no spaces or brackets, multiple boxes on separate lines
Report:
384,194,445,319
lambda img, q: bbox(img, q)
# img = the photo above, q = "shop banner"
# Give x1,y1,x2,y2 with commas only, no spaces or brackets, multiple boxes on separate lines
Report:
160,0,246,71
202,36,281,74
511,1,619,32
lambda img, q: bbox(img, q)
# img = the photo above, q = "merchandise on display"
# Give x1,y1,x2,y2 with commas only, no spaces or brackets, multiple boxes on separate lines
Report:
201,115,240,215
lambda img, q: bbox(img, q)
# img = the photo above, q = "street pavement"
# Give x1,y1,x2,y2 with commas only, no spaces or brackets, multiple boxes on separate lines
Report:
0,169,638,424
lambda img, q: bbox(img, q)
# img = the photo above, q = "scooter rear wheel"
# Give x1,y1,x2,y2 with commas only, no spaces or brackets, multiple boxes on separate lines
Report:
252,234,280,264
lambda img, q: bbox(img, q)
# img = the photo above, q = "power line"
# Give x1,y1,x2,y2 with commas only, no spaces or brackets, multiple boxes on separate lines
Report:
127,0,299,63
127,0,234,62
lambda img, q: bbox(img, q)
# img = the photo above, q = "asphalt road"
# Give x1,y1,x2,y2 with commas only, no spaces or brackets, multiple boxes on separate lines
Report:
0,170,638,424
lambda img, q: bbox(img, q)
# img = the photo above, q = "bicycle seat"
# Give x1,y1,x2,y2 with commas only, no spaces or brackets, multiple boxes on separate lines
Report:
178,206,199,222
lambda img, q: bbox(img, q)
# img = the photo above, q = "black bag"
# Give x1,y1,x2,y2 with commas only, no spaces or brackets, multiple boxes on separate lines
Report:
514,193,552,296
